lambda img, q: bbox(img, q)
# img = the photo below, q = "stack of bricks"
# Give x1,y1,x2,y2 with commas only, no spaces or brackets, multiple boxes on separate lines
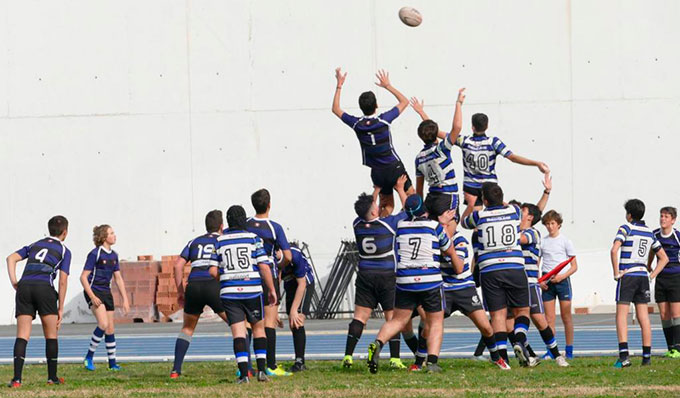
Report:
156,255,189,320
111,256,161,323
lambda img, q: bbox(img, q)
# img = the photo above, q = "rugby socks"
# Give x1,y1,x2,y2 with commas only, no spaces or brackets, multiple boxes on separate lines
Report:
661,319,674,350
513,316,530,347
525,341,537,358
483,335,500,361
264,327,277,369
105,334,117,367
172,332,192,374
565,345,574,358
618,342,629,361
642,346,651,365
474,336,486,357
46,338,59,381
344,319,364,356
507,331,517,347
233,337,249,379
539,327,561,359
415,334,428,366
426,354,438,364
13,338,27,382
246,328,253,370
292,327,306,363
402,330,419,355
389,335,401,359
495,332,508,362
672,317,680,350
254,337,267,372
86,326,105,360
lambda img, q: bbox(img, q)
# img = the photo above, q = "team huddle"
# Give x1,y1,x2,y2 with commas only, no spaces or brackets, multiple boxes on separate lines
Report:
4,67,680,387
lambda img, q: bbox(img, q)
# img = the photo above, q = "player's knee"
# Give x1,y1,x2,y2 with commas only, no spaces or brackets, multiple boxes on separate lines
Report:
98,319,109,331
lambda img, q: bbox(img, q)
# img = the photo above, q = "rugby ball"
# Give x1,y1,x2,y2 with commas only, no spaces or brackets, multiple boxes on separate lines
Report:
398,7,422,27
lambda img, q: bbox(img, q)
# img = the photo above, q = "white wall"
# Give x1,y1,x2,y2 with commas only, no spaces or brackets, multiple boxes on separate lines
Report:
1,0,679,324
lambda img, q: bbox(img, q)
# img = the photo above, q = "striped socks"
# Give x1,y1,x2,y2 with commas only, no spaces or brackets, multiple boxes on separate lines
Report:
254,337,267,372
86,327,105,360
105,334,117,368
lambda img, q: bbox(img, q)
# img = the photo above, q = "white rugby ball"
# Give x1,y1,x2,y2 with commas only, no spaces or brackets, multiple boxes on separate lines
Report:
398,7,422,27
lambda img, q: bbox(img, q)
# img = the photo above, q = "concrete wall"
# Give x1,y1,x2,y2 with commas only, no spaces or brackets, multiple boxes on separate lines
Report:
1,0,679,324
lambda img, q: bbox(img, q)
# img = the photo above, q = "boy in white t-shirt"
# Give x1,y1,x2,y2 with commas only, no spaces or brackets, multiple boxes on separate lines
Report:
539,210,578,359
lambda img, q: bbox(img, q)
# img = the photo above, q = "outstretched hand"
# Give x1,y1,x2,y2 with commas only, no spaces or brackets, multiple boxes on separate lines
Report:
542,172,552,193
375,69,391,88
438,209,456,225
457,88,466,104
395,174,408,192
409,97,424,113
538,162,550,174
335,67,347,87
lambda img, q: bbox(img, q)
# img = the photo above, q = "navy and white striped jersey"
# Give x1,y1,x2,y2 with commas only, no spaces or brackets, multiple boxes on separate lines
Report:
520,228,541,285
440,232,474,291
84,247,120,292
179,233,220,282
614,221,661,277
353,212,408,273
341,107,402,169
282,246,315,290
415,133,458,194
455,134,512,189
216,229,272,300
462,205,524,273
395,217,451,291
244,217,290,279
653,228,680,275
16,237,71,286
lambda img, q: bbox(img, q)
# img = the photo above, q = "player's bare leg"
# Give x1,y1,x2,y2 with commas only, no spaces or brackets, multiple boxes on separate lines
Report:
368,308,412,373
490,308,510,363
559,299,574,353
423,310,444,372
614,303,631,367
635,302,653,365
544,299,557,335
343,305,372,368
462,192,478,220
379,193,395,217
10,315,33,386
382,309,405,368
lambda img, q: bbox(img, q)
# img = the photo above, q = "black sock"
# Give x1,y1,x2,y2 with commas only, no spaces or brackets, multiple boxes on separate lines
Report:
483,335,500,361
402,330,418,354
246,328,253,370
254,337,267,372
172,332,192,373
513,316,530,346
264,327,276,369
495,332,508,362
415,334,427,366
474,336,486,356
376,339,385,349
233,337,249,379
507,331,517,346
642,345,651,363
539,327,561,358
389,335,401,359
344,319,364,356
292,327,306,363
46,338,58,381
13,338,27,382
662,320,673,350
672,318,680,350
525,341,537,357
619,342,629,361
426,354,438,364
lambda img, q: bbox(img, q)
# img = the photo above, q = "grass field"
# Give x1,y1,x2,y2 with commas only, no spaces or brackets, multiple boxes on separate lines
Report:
1,357,679,397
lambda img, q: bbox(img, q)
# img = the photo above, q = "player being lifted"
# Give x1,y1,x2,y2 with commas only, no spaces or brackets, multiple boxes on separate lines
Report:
218,205,277,383
610,199,668,368
6,216,71,387
367,194,462,374
170,210,230,379
81,224,130,372
333,68,415,217
344,176,411,369
652,207,680,358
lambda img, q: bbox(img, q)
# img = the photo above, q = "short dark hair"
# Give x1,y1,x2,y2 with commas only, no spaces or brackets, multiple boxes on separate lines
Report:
625,199,645,221
417,120,439,144
205,210,223,233
359,91,377,115
660,206,677,219
226,205,247,230
481,182,503,207
251,189,270,214
521,203,542,226
354,193,374,219
48,215,68,237
508,199,521,207
471,113,488,133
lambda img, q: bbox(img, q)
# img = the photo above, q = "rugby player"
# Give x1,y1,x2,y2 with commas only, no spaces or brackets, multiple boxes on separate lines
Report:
652,206,680,358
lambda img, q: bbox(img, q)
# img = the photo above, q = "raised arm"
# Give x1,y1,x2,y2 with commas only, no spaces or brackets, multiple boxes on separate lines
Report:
332,67,347,118
410,97,447,140
536,172,552,212
415,175,425,198
507,153,550,174
375,70,408,113
449,88,466,144
394,174,409,209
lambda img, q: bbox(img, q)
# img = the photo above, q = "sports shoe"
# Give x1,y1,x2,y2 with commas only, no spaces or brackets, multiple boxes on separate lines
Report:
235,369,254,378
389,358,407,369
7,379,21,388
288,361,307,373
108,364,122,371
493,358,511,370
256,370,269,382
527,356,541,368
424,362,442,373
513,344,530,367
642,358,651,366
408,364,422,372
367,341,381,374
266,365,292,377
342,355,353,368
84,357,96,371
47,377,65,385
170,371,180,379
614,358,631,368
471,355,487,362
555,355,570,367
666,348,680,358
541,351,554,360
236,376,250,384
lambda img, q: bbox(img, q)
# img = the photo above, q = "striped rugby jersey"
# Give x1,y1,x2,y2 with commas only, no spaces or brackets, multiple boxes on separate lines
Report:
341,107,402,169
462,204,525,273
353,212,408,273
395,217,451,291
614,221,661,277
520,228,541,285
415,133,458,194
440,232,474,291
216,229,272,300
16,237,71,286
455,134,512,189
84,246,120,291
179,232,220,282
653,228,680,275
244,217,290,280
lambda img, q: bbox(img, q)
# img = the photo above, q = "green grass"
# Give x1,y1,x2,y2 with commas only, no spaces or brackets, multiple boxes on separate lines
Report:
1,357,679,397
